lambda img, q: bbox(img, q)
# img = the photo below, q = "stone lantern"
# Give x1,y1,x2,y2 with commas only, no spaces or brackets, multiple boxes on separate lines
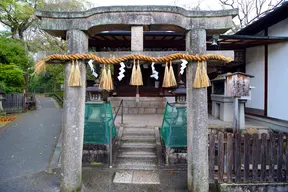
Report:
86,87,103,102
0,90,5,114
174,81,186,104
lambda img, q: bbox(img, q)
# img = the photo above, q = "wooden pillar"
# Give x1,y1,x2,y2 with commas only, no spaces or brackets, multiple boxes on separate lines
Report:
186,29,209,192
131,26,143,102
61,29,88,192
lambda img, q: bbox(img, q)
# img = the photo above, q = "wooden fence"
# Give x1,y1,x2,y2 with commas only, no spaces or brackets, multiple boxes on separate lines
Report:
2,93,36,113
209,131,288,183
2,94,25,113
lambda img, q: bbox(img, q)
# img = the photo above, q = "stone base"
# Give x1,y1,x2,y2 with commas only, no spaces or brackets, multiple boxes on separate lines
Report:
219,183,288,192
163,146,187,165
109,97,166,115
82,144,109,163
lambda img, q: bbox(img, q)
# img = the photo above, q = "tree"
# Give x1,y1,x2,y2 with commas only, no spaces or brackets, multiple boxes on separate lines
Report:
0,0,42,39
0,0,93,39
0,64,25,93
27,0,94,93
0,35,32,70
219,0,285,30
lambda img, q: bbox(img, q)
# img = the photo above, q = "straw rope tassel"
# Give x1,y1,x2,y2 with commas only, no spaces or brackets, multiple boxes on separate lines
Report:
193,61,210,88
169,61,177,87
34,60,46,74
130,60,137,85
135,60,143,86
74,60,82,86
68,60,75,86
162,62,169,88
99,64,107,89
200,61,210,87
104,65,113,91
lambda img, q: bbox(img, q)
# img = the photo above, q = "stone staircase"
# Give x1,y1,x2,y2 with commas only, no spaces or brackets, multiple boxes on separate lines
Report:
116,126,157,170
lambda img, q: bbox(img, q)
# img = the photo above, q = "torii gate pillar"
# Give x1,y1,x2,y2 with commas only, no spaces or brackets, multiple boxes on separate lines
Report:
186,29,209,192
61,30,88,192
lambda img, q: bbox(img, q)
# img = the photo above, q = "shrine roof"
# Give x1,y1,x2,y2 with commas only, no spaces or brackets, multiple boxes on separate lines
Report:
89,30,288,51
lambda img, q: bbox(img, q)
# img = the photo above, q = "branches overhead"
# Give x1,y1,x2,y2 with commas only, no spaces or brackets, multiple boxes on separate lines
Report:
173,0,205,10
0,0,40,39
219,0,285,30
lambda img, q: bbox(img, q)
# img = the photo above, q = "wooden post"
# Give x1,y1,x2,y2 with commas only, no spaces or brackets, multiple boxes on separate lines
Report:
233,97,239,133
186,29,209,192
61,29,88,192
209,132,215,183
227,133,233,183
218,132,224,183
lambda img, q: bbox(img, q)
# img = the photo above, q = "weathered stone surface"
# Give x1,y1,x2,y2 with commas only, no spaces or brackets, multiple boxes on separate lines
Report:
129,108,139,114
136,102,142,108
61,29,88,192
131,26,143,52
157,108,164,114
36,6,237,37
110,97,167,114
186,29,209,192
141,102,151,108
123,107,129,114
138,108,145,114
149,102,160,108
125,101,137,108
219,183,288,192
144,108,156,114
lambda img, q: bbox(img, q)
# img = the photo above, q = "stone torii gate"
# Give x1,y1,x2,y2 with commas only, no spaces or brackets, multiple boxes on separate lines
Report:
35,6,237,192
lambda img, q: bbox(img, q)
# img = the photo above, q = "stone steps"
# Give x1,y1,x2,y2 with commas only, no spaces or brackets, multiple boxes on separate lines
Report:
123,128,155,135
121,135,155,142
116,126,158,170
121,142,156,149
118,148,157,158
116,158,157,170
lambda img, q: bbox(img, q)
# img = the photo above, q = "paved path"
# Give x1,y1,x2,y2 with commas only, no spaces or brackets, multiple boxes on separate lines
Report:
0,97,62,185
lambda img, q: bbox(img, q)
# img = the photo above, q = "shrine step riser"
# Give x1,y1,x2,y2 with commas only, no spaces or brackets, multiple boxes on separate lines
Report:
109,97,166,115
116,126,158,170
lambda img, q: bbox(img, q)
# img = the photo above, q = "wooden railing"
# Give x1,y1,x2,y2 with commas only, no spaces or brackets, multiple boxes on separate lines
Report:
209,131,288,183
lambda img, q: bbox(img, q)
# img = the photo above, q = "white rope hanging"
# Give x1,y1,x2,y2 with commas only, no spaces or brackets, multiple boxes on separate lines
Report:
150,62,159,80
117,62,126,81
180,59,188,75
88,60,98,78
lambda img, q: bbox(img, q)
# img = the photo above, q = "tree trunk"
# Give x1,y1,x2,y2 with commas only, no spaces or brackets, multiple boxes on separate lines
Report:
24,72,29,93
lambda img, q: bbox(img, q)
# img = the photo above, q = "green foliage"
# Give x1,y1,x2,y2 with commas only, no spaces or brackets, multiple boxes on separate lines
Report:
29,64,64,93
0,36,33,70
0,64,24,93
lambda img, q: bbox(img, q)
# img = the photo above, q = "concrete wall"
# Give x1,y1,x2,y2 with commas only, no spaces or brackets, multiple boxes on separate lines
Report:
245,46,265,110
267,18,288,121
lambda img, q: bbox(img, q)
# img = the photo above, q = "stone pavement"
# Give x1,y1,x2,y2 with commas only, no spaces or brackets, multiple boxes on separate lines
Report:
0,167,190,192
0,96,62,188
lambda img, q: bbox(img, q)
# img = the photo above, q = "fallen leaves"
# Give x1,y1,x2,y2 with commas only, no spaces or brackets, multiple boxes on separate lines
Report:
0,116,16,122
